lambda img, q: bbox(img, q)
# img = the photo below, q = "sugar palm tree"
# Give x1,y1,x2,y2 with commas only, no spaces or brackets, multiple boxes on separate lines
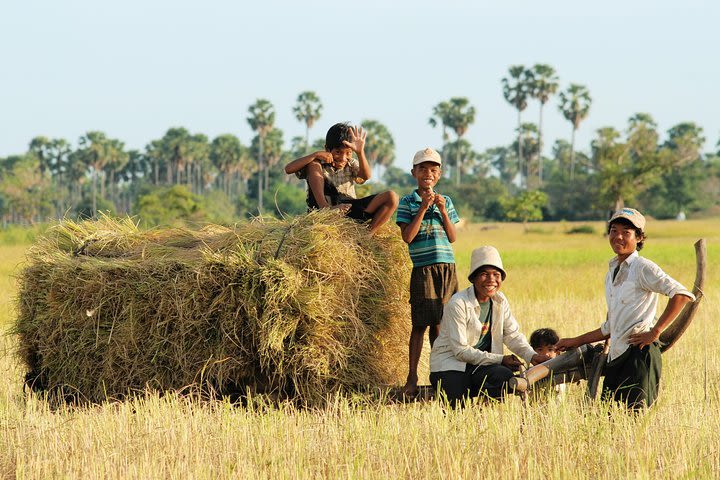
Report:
429,100,452,144
210,134,245,197
502,65,531,187
558,84,592,180
528,64,559,184
251,127,284,191
430,97,475,185
292,91,323,148
247,99,276,212
360,119,395,180
77,131,126,216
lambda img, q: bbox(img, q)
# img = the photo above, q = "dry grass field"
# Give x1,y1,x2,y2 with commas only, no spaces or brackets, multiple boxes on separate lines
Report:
1,219,718,479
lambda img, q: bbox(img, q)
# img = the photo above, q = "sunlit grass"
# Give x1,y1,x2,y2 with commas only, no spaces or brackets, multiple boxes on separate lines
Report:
1,219,719,478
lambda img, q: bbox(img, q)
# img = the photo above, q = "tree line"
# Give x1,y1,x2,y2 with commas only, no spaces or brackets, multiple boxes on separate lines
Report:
2,64,719,227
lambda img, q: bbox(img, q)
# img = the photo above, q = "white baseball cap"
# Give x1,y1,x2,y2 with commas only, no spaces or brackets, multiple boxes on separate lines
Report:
412,148,442,166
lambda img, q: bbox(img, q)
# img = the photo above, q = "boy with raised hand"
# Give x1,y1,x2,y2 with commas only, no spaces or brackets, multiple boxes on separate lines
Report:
284,122,398,235
396,148,459,398
556,208,695,409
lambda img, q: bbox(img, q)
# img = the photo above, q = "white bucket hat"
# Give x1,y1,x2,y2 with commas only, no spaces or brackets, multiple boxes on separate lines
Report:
468,246,506,281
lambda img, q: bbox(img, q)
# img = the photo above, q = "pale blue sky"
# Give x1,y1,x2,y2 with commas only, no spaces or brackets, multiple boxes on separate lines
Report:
1,0,718,171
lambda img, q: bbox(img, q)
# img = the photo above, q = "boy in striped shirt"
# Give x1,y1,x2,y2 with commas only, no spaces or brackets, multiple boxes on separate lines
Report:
396,148,459,398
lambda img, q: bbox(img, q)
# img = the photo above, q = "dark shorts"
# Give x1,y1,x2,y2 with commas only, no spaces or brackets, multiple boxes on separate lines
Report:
602,342,662,409
344,195,376,222
409,263,458,327
307,186,376,223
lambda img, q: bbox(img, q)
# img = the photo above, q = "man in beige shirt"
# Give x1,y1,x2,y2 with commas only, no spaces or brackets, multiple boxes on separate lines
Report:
429,246,549,407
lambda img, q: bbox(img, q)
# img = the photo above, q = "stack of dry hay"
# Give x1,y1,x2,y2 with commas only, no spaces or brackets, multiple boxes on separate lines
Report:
15,211,411,405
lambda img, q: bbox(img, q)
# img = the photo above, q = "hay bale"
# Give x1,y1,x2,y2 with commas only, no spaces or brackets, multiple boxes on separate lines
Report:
14,211,411,405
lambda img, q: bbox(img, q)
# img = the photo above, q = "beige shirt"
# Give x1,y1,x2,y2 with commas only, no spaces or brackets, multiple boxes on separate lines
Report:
295,158,360,203
601,251,695,361
429,287,537,373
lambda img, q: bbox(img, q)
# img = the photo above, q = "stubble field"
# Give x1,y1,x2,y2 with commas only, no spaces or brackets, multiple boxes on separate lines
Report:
1,219,718,479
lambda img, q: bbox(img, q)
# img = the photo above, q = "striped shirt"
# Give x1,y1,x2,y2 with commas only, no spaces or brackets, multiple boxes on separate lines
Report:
396,190,459,267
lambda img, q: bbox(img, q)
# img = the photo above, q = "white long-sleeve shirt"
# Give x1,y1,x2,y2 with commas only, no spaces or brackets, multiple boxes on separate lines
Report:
601,251,695,361
430,287,537,372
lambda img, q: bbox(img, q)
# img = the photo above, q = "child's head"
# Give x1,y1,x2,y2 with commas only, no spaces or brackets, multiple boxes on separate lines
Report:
410,148,442,190
607,208,646,253
530,328,559,358
325,122,354,169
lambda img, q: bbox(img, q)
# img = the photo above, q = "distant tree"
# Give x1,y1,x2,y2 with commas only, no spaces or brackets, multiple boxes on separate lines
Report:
76,131,127,216
383,166,415,188
251,127,285,191
117,149,151,213
361,119,395,180
28,136,52,178
641,122,707,217
145,128,206,189
503,190,548,232
485,146,518,187
103,138,130,207
210,134,248,197
558,84,592,180
247,99,276,212
29,136,72,216
134,185,205,227
594,114,668,212
527,64,559,184
429,100,452,144
266,182,307,217
543,140,598,220
292,91,323,147
663,122,705,165
289,136,308,159
502,65,531,187
0,154,53,223
429,97,476,184
511,123,540,188
442,139,483,180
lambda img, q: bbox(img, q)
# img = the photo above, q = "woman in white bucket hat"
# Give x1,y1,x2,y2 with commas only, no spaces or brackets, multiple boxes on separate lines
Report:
429,246,549,406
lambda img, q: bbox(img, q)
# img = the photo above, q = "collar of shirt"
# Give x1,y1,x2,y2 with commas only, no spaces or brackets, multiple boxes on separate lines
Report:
608,251,639,283
464,285,496,315
608,250,639,269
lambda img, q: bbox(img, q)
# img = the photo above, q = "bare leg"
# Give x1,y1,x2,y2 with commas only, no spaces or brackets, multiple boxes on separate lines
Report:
306,162,329,208
403,325,427,397
365,190,399,235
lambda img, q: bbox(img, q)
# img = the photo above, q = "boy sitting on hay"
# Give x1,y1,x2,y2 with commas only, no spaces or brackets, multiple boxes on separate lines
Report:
284,122,399,235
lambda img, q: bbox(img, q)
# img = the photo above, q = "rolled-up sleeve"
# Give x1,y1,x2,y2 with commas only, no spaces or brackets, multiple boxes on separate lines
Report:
637,262,696,302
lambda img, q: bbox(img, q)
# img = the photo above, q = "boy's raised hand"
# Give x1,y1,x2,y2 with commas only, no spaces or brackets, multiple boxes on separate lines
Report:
342,126,367,154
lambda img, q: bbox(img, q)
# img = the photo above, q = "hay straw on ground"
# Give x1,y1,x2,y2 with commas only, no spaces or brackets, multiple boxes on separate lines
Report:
14,211,411,405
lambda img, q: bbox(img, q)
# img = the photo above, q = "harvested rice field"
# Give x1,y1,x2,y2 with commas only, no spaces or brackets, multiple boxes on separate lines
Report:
1,217,719,479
